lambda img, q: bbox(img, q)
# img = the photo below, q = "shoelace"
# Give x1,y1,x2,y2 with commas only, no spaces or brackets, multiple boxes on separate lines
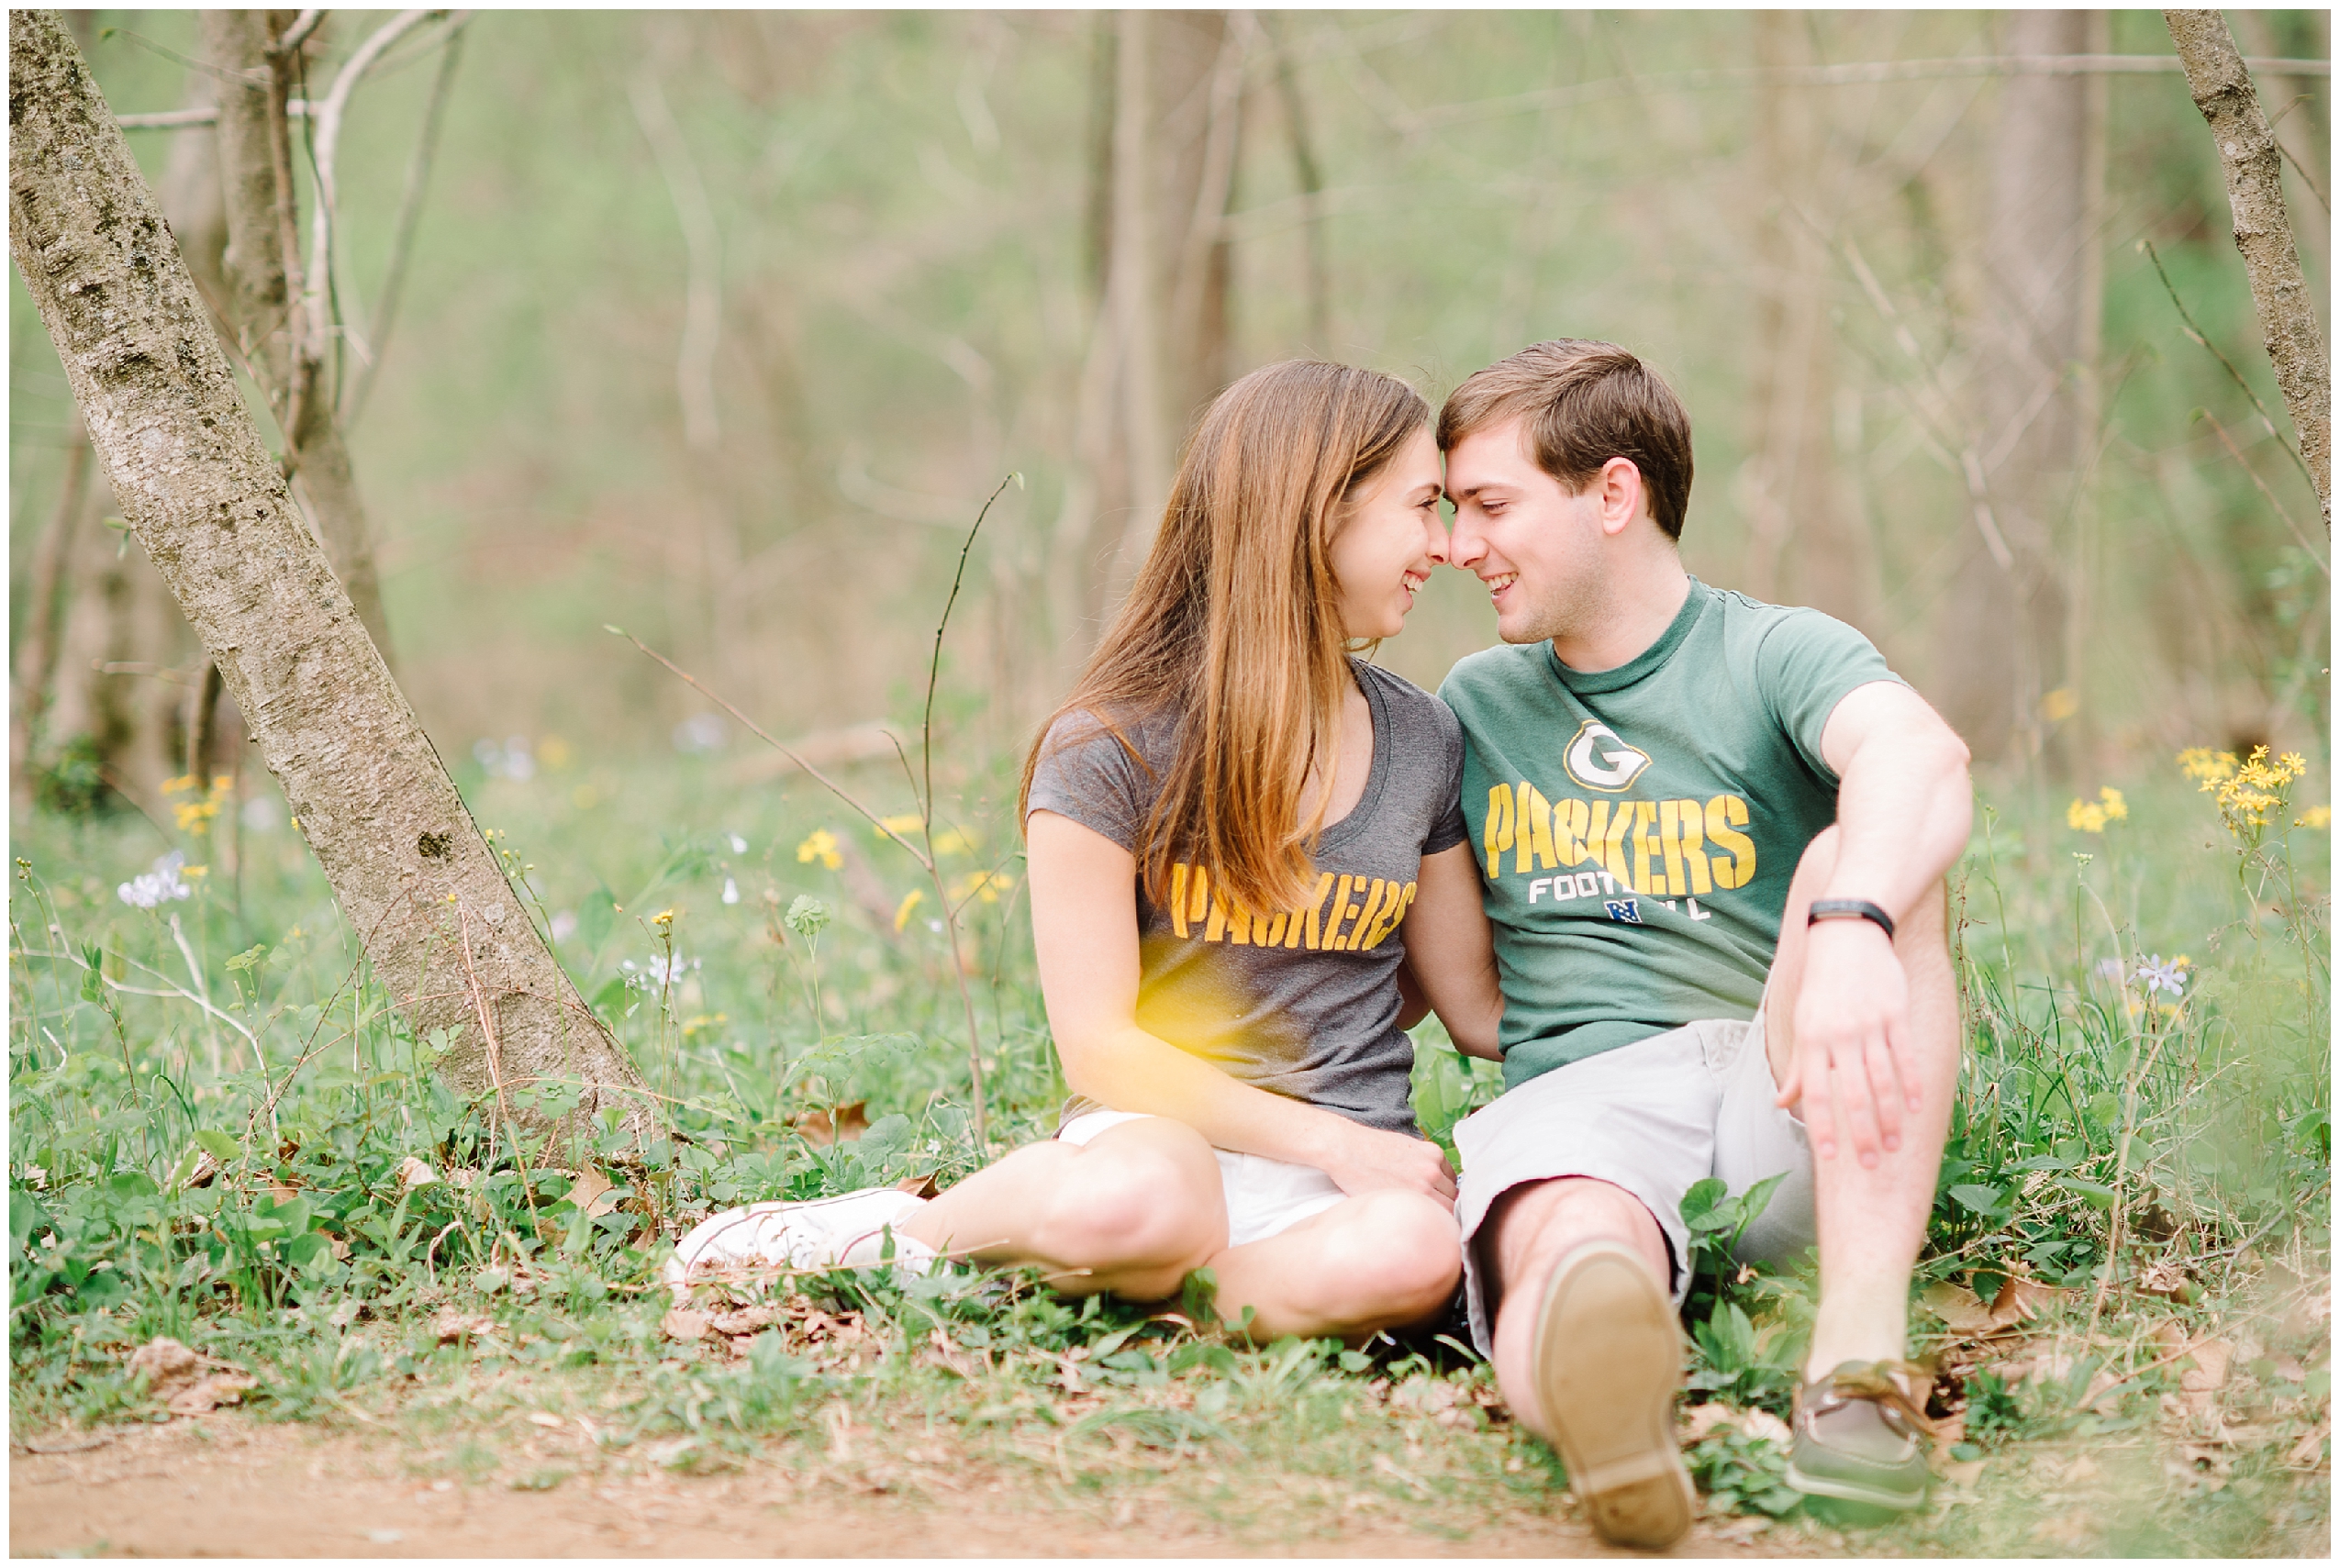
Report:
1806,1359,1938,1439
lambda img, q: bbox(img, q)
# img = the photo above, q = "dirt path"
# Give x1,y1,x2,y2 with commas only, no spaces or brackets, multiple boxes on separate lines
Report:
11,1415,1794,1558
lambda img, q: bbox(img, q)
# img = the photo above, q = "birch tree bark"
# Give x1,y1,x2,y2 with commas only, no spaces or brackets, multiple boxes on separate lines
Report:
9,10,652,1141
2165,8,2331,528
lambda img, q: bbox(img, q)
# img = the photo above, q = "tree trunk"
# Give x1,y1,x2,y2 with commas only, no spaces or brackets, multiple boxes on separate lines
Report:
1931,10,2090,766
9,9,652,1142
11,426,92,809
2165,8,2331,529
1053,11,1244,670
1102,9,1172,596
1740,12,1874,627
1265,16,1331,351
200,9,396,660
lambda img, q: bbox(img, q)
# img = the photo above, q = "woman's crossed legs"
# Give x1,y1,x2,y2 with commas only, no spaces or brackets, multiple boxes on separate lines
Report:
896,1115,1461,1345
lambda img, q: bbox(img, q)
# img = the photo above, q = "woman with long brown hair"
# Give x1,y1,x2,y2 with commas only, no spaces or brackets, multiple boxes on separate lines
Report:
671,361,1503,1342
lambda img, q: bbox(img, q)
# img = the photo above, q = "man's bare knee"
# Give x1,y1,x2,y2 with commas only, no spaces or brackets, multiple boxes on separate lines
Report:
1483,1176,1666,1320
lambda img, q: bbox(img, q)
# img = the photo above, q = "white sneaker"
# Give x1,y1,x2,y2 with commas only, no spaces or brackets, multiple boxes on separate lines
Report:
663,1187,935,1294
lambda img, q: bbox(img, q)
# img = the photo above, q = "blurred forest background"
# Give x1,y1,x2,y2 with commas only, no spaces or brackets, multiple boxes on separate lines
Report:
9,8,2330,824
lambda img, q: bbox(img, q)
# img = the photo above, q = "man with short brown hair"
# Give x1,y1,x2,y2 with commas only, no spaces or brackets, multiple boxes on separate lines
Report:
1431,339,1971,1546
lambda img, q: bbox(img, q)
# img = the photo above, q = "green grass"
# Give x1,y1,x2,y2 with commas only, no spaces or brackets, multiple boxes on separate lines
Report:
8,741,2329,1553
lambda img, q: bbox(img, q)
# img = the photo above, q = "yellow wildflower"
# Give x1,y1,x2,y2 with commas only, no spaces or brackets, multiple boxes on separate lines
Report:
796,828,841,869
952,870,1011,906
892,889,925,932
2067,784,2126,835
2298,805,2332,829
652,907,676,928
161,774,198,796
874,814,923,844
172,795,221,835
181,865,206,879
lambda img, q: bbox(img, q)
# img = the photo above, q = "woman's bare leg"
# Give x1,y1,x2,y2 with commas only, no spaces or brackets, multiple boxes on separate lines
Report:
899,1118,1227,1301
1206,1189,1462,1345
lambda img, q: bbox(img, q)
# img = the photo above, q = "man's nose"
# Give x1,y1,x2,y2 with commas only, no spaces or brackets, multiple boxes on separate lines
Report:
1447,510,1486,569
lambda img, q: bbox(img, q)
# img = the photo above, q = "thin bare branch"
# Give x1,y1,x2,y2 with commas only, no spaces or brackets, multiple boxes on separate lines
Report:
2199,410,2330,577
271,10,326,59
612,629,929,870
343,19,466,426
2141,239,2319,497
1403,51,2331,133
302,10,432,377
2165,10,2331,528
630,67,723,452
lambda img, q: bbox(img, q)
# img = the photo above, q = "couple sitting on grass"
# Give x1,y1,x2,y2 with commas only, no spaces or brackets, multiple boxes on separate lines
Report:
670,341,1974,1549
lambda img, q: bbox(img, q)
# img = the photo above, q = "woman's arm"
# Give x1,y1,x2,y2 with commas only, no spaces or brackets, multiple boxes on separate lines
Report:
1029,810,1455,1206
1400,842,1505,1061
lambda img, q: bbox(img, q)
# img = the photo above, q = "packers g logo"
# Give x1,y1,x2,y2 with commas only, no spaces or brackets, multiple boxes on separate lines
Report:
1562,720,1653,792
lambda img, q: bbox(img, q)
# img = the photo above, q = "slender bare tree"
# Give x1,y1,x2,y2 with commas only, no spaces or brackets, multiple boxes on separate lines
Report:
1932,10,2093,765
9,10,652,1143
1052,11,1247,671
2166,8,2331,528
1740,12,1876,627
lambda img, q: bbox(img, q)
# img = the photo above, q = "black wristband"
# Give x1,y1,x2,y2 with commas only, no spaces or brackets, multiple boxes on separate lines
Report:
1807,899,1896,940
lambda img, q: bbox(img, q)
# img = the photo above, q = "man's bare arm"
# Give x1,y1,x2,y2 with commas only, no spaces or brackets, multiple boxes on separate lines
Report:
1401,842,1506,1060
1815,681,1974,925
1780,680,1972,1163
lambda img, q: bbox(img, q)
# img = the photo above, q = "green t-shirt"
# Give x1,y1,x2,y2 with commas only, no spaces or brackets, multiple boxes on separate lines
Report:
1437,579,1901,1088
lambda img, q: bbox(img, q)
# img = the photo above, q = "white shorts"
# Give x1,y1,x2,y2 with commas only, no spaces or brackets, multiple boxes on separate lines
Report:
1057,1111,1349,1249
1451,999,1816,1357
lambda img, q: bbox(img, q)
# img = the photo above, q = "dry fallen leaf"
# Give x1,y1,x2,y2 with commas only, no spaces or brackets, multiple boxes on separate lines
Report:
708,1304,782,1338
127,1338,252,1416
527,1412,564,1430
660,1308,711,1343
2181,1340,2234,1392
566,1164,621,1218
431,1308,495,1344
394,1156,439,1191
2283,1425,2329,1470
793,1101,870,1148
2136,1256,2193,1300
895,1171,942,1199
1680,1403,1736,1442
1920,1280,1997,1337
1388,1376,1461,1417
1987,1272,2076,1329
167,1373,255,1415
128,1337,205,1388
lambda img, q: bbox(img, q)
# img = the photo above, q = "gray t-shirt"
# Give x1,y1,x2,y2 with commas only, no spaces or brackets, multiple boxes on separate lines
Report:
1027,660,1469,1135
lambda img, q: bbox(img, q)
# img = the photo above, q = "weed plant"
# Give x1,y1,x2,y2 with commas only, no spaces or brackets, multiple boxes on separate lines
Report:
7,735,2328,1551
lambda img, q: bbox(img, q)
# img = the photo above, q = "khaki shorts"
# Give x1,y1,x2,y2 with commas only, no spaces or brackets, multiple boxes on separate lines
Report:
1057,1110,1349,1249
1451,1001,1816,1357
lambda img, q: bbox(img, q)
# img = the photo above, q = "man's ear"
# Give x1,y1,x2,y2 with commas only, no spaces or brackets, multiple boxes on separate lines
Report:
1594,456,1646,538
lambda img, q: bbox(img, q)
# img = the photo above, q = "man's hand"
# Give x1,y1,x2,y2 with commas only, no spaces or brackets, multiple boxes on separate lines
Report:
1777,919,1919,1167
1312,1119,1458,1208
